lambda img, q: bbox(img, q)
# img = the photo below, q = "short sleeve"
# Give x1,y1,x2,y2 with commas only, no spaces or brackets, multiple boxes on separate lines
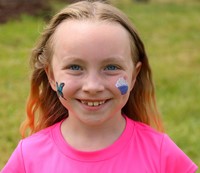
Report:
160,134,198,173
1,140,25,173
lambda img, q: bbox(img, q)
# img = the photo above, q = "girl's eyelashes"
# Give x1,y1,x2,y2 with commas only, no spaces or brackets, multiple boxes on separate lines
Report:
63,64,122,73
63,64,84,75
68,64,83,71
104,64,120,71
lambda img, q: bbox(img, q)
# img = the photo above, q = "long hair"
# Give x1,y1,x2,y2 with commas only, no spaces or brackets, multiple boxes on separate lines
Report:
20,0,163,137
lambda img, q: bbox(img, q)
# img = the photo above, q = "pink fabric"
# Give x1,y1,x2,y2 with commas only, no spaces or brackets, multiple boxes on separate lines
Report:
1,116,198,173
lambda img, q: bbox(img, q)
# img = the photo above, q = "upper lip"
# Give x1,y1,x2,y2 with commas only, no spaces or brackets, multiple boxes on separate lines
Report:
78,99,107,101
77,98,110,103
82,100,105,105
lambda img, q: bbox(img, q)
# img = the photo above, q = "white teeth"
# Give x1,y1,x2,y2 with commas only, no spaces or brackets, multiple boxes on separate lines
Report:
100,101,104,104
93,102,99,106
88,102,94,106
81,100,105,106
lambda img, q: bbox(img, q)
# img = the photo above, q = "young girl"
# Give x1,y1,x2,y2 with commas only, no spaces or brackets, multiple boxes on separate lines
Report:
1,1,198,172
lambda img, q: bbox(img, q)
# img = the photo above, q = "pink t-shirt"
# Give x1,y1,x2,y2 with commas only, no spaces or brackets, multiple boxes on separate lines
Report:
1,116,198,173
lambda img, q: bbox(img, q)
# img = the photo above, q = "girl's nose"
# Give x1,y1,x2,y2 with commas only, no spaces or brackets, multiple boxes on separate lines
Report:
82,74,105,94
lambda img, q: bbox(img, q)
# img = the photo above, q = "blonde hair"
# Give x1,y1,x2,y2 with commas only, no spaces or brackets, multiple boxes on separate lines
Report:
20,0,163,137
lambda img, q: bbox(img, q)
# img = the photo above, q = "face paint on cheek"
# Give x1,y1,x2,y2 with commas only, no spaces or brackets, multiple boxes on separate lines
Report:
56,82,67,100
115,77,129,95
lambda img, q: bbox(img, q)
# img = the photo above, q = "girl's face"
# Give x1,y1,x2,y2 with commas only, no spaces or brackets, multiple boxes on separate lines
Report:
47,20,141,126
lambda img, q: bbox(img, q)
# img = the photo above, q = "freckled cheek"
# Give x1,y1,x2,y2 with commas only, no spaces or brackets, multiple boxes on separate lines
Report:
55,77,80,96
55,74,132,97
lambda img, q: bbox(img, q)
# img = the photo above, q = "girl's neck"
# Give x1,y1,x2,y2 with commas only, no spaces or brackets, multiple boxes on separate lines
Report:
61,114,126,151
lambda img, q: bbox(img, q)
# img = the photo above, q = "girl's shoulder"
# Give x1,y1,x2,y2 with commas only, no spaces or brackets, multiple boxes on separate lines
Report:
1,121,63,173
126,117,198,172
21,120,62,150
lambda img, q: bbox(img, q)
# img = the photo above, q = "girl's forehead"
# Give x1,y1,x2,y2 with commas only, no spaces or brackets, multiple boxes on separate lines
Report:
53,19,130,40
51,19,133,67
52,19,132,52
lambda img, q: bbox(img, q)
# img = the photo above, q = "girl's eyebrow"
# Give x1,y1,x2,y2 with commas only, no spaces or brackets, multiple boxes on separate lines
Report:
61,56,127,66
102,56,126,63
62,56,125,61
61,57,86,69
62,57,85,63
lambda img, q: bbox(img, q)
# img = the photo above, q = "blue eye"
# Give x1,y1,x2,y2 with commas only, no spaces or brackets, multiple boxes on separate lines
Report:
69,65,82,70
105,65,119,70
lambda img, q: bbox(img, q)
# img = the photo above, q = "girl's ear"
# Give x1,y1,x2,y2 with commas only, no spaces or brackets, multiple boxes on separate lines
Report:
130,61,142,90
135,61,142,77
45,66,57,91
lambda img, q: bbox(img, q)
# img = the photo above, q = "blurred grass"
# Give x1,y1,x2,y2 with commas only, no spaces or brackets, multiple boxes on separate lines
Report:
0,0,200,169
0,16,45,168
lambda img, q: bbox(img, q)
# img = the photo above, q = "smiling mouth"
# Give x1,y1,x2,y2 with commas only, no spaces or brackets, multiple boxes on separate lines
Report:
80,100,106,107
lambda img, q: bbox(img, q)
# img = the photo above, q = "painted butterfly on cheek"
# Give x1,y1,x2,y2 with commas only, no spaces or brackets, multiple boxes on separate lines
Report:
56,82,67,100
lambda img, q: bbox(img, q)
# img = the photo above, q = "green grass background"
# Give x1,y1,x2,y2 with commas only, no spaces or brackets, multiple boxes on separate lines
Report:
0,0,200,169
